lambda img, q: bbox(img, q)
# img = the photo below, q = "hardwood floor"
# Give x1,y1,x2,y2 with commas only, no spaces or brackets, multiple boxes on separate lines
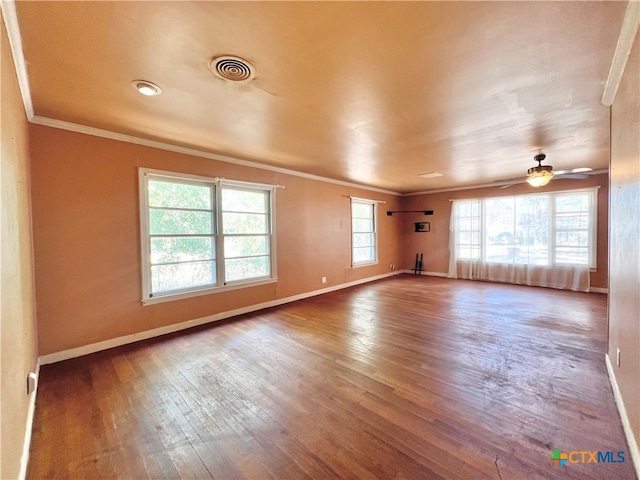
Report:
28,276,636,479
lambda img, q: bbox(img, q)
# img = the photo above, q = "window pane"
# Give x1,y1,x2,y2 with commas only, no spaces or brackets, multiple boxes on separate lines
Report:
556,247,589,264
458,203,471,217
225,256,269,282
459,246,480,260
353,233,374,248
556,231,588,247
353,247,375,263
151,237,214,264
224,235,269,258
148,180,211,210
556,194,588,212
352,219,374,232
222,212,268,234
459,218,480,231
150,209,212,235
151,261,216,293
222,188,267,213
352,203,373,219
556,213,589,229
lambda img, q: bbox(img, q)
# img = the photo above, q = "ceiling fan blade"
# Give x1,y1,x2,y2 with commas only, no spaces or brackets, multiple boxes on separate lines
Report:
500,180,526,189
555,167,593,175
494,176,522,183
555,173,589,180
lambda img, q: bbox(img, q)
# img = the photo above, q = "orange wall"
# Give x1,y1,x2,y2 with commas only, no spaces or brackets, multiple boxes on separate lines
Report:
1,13,39,480
29,125,403,356
400,174,609,289
608,31,639,455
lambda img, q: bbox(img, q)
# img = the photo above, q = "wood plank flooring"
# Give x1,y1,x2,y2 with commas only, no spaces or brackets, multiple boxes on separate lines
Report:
28,276,636,479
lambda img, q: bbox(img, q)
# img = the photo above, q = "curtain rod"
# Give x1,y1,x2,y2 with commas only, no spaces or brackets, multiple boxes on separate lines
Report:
216,177,285,189
386,210,433,216
349,196,386,204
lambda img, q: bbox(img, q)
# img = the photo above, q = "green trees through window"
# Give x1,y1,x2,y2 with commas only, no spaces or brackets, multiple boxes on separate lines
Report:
140,170,275,302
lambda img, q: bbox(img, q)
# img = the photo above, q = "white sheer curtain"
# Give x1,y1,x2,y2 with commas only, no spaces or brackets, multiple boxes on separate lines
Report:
448,190,595,292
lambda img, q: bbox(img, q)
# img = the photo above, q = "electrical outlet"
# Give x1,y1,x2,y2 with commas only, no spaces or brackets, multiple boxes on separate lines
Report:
616,348,620,367
321,276,327,284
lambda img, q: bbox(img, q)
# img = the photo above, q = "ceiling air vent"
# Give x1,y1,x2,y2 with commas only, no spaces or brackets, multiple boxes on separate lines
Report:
210,55,256,83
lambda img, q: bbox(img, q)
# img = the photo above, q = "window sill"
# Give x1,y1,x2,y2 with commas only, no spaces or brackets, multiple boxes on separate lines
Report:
352,261,378,269
142,277,277,306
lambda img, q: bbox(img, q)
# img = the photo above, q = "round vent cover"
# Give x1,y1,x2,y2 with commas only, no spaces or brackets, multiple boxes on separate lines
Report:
210,55,255,82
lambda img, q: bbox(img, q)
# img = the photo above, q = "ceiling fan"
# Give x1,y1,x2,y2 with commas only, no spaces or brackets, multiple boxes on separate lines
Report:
499,153,592,189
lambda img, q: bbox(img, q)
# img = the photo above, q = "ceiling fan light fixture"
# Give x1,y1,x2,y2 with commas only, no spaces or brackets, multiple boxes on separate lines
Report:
131,80,162,96
526,168,554,187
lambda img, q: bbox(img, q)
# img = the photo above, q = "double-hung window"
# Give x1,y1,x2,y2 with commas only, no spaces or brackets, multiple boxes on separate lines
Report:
139,169,276,304
351,198,378,267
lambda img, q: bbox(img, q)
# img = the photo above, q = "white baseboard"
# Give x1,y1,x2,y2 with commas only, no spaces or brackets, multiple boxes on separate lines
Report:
401,269,448,278
39,271,403,365
605,353,640,477
18,361,40,480
589,287,609,294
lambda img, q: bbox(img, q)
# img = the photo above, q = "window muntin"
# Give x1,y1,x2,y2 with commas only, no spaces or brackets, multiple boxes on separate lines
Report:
351,200,377,266
454,200,481,260
140,170,276,304
452,189,596,269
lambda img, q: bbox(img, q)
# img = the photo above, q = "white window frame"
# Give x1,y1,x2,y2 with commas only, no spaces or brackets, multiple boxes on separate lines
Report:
552,190,597,268
351,198,378,267
451,187,597,269
139,168,277,305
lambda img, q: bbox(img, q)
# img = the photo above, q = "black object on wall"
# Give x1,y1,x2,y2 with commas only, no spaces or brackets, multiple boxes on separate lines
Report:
386,210,433,216
415,222,430,233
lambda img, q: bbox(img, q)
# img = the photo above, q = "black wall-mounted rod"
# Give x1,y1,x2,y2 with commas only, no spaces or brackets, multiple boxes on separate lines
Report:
386,210,434,216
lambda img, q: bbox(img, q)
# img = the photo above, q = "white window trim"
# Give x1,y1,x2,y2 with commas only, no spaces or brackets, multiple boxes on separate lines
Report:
451,187,598,270
351,198,378,268
139,168,277,305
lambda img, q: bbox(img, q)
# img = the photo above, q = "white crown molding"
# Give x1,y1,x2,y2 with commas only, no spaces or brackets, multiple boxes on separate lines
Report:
30,116,401,196
6,0,622,196
1,0,34,120
602,0,640,106
27,114,613,198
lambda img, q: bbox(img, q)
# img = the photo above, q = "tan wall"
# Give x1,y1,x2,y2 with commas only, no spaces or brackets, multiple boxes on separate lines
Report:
400,174,609,289
29,125,403,356
609,32,640,453
0,14,39,480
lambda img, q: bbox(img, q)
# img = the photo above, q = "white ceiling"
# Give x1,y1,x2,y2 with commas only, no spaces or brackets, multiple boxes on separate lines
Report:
9,1,627,193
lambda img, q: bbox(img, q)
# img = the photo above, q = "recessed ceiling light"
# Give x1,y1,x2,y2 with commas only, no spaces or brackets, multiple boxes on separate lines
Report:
418,172,444,179
131,80,162,96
